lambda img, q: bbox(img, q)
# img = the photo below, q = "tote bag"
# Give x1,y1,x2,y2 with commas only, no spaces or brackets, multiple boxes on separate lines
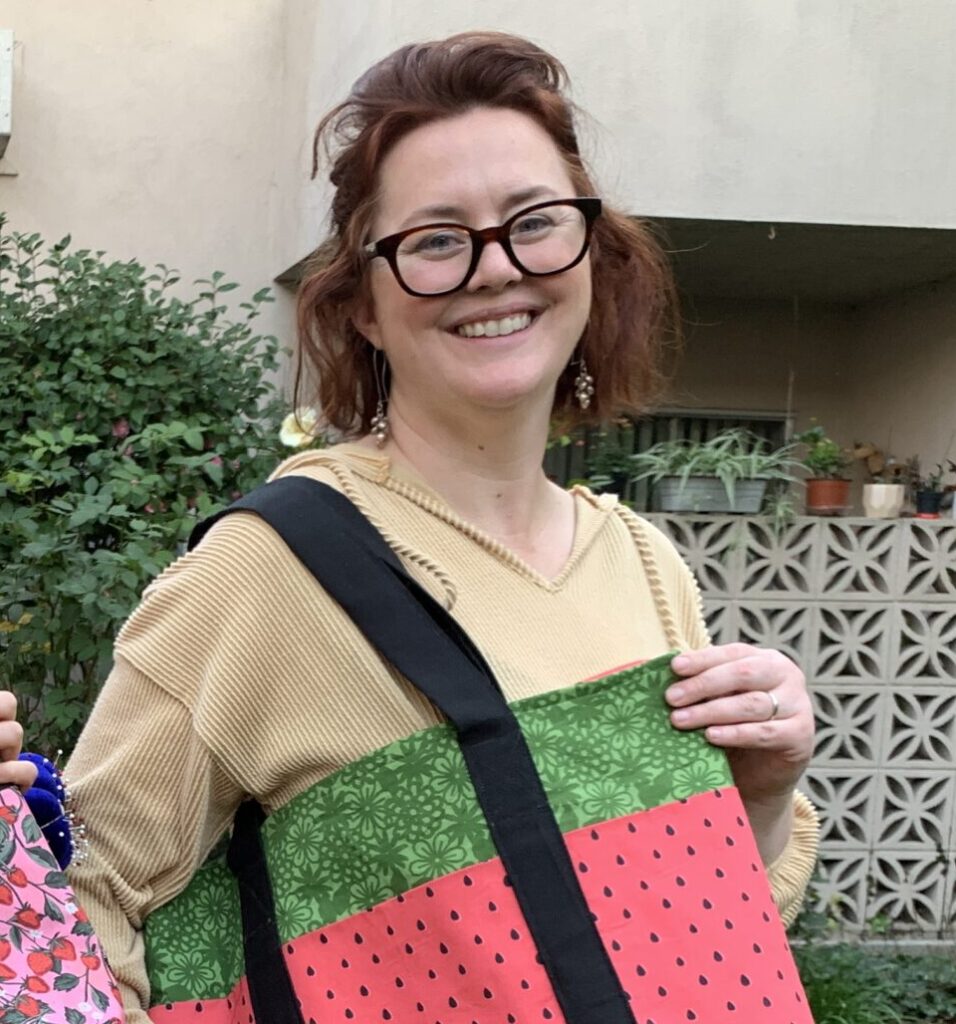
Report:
142,477,813,1024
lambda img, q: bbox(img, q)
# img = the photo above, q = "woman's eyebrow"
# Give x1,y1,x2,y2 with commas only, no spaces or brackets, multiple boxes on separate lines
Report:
398,186,560,230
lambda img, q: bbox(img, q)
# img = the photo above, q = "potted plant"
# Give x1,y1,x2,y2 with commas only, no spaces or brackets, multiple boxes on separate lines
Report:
585,432,637,498
627,428,799,514
908,459,954,518
854,442,906,519
795,424,851,515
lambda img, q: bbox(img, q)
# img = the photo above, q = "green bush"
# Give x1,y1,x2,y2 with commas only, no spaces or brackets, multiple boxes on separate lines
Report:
795,942,956,1023
0,218,288,753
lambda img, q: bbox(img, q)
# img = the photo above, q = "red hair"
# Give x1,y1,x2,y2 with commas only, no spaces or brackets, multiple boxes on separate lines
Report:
296,31,678,434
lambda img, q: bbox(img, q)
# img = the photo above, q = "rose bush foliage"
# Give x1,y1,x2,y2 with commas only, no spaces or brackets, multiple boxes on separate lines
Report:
0,219,288,752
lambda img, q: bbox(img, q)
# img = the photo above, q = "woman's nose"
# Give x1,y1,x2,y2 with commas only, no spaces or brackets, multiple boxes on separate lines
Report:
465,239,523,292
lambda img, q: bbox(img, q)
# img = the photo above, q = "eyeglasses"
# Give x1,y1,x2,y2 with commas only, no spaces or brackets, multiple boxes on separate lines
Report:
363,197,602,297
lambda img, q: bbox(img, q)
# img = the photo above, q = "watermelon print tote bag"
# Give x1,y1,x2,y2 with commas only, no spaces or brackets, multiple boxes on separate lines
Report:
143,478,813,1024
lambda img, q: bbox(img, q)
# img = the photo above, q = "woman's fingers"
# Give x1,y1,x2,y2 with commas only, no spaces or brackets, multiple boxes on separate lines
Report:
669,687,784,729
667,646,794,707
0,692,36,789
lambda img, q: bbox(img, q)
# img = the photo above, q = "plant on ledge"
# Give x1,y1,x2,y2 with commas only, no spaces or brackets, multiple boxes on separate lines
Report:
628,428,799,514
794,423,852,515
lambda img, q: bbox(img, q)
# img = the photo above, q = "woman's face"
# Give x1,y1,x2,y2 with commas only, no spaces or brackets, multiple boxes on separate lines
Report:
356,107,592,431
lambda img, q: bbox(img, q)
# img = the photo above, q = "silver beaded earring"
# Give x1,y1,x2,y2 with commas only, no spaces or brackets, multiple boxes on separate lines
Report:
370,349,389,447
574,356,595,410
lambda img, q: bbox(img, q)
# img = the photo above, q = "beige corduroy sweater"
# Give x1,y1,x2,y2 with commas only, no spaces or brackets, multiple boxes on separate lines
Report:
66,443,819,1022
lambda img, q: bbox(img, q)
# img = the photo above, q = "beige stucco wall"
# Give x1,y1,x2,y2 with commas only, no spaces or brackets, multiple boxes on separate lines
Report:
2,0,953,459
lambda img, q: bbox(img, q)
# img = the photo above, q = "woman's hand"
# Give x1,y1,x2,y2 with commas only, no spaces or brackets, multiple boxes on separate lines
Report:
666,644,815,863
0,692,38,789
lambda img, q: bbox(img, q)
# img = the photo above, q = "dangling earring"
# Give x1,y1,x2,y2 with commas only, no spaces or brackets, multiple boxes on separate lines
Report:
574,355,595,410
370,349,389,447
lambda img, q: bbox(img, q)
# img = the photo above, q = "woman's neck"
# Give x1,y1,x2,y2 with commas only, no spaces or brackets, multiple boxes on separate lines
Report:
374,399,572,561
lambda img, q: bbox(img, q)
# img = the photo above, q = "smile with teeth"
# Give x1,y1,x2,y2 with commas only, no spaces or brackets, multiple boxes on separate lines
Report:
456,312,534,338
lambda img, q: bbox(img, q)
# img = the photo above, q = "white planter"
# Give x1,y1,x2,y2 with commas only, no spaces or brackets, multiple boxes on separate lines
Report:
654,476,769,514
862,483,905,518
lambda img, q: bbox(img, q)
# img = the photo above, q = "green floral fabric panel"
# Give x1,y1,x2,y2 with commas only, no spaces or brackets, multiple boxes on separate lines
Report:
145,652,732,1005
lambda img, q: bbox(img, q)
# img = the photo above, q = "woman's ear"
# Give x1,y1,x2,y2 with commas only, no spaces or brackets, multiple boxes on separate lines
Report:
352,299,382,350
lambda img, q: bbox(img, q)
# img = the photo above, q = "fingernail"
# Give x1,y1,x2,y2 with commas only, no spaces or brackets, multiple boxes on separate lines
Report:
666,686,685,704
672,655,690,672
707,726,725,741
671,709,690,724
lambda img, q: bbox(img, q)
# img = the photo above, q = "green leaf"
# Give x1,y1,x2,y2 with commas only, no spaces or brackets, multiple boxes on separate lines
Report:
44,869,69,888
22,814,41,844
182,427,204,451
65,1005,86,1024
26,845,60,870
54,973,81,992
90,985,110,1012
43,893,66,922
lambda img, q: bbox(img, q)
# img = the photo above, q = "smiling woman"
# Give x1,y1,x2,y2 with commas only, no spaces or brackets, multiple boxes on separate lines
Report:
59,30,820,1024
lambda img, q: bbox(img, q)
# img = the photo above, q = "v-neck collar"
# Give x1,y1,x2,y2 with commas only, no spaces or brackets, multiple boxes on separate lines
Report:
328,442,619,592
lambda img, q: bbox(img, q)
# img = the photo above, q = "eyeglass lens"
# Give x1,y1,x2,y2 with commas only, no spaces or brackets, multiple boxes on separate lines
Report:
394,202,588,296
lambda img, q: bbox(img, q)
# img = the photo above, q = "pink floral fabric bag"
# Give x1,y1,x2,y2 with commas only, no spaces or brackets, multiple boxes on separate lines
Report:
0,785,125,1024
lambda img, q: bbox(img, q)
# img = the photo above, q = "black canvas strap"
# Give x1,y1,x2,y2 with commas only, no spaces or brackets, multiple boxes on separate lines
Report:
196,477,636,1024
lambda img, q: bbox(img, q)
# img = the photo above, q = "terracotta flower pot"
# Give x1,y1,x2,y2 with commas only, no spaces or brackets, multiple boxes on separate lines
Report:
805,478,850,515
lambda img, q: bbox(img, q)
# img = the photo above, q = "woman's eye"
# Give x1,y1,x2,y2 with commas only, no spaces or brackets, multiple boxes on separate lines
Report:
512,215,554,238
406,230,468,257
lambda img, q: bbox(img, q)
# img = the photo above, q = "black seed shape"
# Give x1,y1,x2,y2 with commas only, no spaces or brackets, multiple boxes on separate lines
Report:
776,969,784,980
439,943,449,955
676,876,686,887
396,893,404,903
464,874,473,886
666,825,676,836
544,1011,554,1020
698,974,708,986
503,874,513,886
727,1001,736,1011
662,898,672,909
385,927,393,937
742,892,751,902
676,956,685,967
449,996,458,1008
354,932,363,945
714,951,724,963
416,1003,424,1012
578,861,589,873
395,978,404,989
658,986,667,997
383,1012,392,1021
488,901,497,912
724,919,734,930
287,943,294,954
603,885,613,897
450,910,460,922
737,815,745,827
474,934,483,945
703,898,713,910
687,1012,697,1021
689,923,699,934
653,849,662,859
425,886,434,897
627,822,637,833
740,974,751,986
416,919,426,931
640,880,650,891
345,1012,353,1021
404,943,413,955
616,854,626,865
762,911,771,922
591,828,599,840
725,836,735,847
510,929,521,941
307,967,316,978
650,932,660,943
483,988,493,1000
521,979,530,990
704,817,713,827
359,986,369,997
687,845,696,856
458,964,466,975
341,958,350,969
637,965,647,976
623,908,632,919
612,940,621,951
427,969,436,979
762,997,772,1007
372,954,380,965
320,934,329,944
753,942,762,954
495,953,505,964
716,868,725,878
508,1017,516,1024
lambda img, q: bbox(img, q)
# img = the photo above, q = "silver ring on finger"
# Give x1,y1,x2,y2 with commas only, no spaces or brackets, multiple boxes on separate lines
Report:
765,689,780,721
